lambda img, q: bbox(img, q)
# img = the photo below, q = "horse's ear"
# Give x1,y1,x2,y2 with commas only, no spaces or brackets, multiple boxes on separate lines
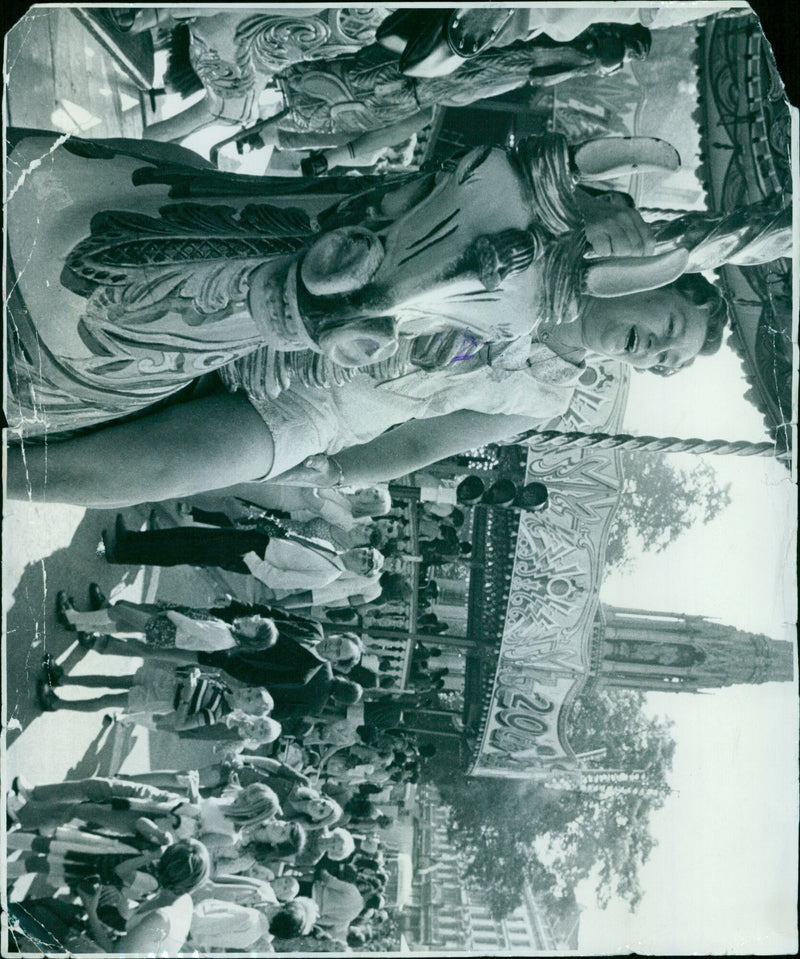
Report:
573,137,680,182
584,248,689,297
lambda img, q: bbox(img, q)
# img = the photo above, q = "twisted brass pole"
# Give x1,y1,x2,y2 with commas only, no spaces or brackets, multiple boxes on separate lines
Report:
522,428,788,459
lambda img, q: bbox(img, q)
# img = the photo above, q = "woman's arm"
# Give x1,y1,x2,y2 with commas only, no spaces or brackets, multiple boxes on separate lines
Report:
321,109,433,169
79,890,118,953
238,755,311,785
155,707,211,732
273,410,534,489
335,410,535,487
111,910,172,955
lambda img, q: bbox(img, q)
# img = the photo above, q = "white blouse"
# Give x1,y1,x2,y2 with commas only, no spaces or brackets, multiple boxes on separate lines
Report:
246,341,583,477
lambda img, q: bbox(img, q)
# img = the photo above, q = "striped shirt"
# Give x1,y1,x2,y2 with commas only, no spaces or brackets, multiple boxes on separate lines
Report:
174,676,231,727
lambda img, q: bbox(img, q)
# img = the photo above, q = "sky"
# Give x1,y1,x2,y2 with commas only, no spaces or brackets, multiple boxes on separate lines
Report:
576,336,798,953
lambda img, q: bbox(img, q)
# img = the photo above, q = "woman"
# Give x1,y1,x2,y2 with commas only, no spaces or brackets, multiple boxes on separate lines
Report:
189,894,318,953
100,619,363,695
229,758,344,831
215,819,308,876
186,483,392,537
7,836,210,955
55,590,277,653
294,826,356,874
6,127,736,507
7,775,198,838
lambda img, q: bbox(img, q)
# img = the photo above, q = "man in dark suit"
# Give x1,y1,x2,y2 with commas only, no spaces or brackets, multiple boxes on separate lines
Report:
197,633,327,688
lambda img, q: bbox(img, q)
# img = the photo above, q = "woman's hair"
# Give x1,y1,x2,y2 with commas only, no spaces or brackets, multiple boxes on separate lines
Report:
156,838,211,895
650,274,730,376
378,572,412,603
328,827,356,861
331,677,363,706
289,789,344,829
232,686,274,715
249,821,308,860
233,615,278,650
344,796,378,821
332,632,364,669
363,892,385,911
349,486,393,519
347,664,379,689
269,896,319,938
348,927,368,947
165,24,204,98
236,714,282,745
449,508,465,529
226,782,281,826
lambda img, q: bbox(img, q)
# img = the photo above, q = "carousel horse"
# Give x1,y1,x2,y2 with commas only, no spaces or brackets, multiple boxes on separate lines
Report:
5,128,790,504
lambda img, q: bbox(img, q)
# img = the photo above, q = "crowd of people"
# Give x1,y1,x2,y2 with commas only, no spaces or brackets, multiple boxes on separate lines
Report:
7,481,450,953
7,3,785,955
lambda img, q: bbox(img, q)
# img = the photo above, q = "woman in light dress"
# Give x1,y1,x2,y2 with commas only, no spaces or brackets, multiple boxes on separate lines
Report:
6,126,732,508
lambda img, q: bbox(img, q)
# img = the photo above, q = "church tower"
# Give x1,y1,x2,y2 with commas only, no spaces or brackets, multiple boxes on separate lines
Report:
588,605,794,693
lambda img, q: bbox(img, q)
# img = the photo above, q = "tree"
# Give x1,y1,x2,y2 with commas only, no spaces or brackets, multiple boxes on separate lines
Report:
605,452,732,571
427,689,676,918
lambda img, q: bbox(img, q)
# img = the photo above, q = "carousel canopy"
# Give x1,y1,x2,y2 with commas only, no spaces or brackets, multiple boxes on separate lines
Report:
694,12,794,459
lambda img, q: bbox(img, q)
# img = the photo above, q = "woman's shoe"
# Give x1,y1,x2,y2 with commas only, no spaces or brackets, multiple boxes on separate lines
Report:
6,792,25,825
88,583,109,610
36,678,59,712
77,632,97,651
11,775,33,801
55,591,76,629
301,152,328,177
42,653,65,687
100,529,118,563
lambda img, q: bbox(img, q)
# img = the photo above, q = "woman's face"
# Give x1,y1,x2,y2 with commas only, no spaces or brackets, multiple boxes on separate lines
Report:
255,820,293,845
351,488,386,515
317,635,360,664
271,876,300,901
242,716,280,744
581,287,709,371
304,798,334,822
233,615,272,640
325,831,349,860
233,687,269,714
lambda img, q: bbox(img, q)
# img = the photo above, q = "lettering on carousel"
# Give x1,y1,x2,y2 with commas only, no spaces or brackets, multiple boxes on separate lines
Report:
488,670,558,755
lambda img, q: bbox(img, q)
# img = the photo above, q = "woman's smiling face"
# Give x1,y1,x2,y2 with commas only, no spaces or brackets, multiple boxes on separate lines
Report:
581,286,710,371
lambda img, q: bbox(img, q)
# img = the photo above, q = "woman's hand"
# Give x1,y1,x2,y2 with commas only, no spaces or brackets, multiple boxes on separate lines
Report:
579,191,656,258
274,454,343,489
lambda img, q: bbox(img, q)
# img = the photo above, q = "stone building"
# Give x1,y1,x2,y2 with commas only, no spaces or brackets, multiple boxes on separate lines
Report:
401,784,580,952
587,605,794,693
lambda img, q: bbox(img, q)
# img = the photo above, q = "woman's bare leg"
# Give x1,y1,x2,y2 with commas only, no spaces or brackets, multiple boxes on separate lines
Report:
144,97,219,143
60,674,136,689
118,764,225,790
7,394,275,507
52,692,130,712
97,636,199,665
108,600,164,634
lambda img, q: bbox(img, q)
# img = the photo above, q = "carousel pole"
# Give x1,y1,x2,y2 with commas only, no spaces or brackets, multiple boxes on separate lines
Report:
520,428,789,460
